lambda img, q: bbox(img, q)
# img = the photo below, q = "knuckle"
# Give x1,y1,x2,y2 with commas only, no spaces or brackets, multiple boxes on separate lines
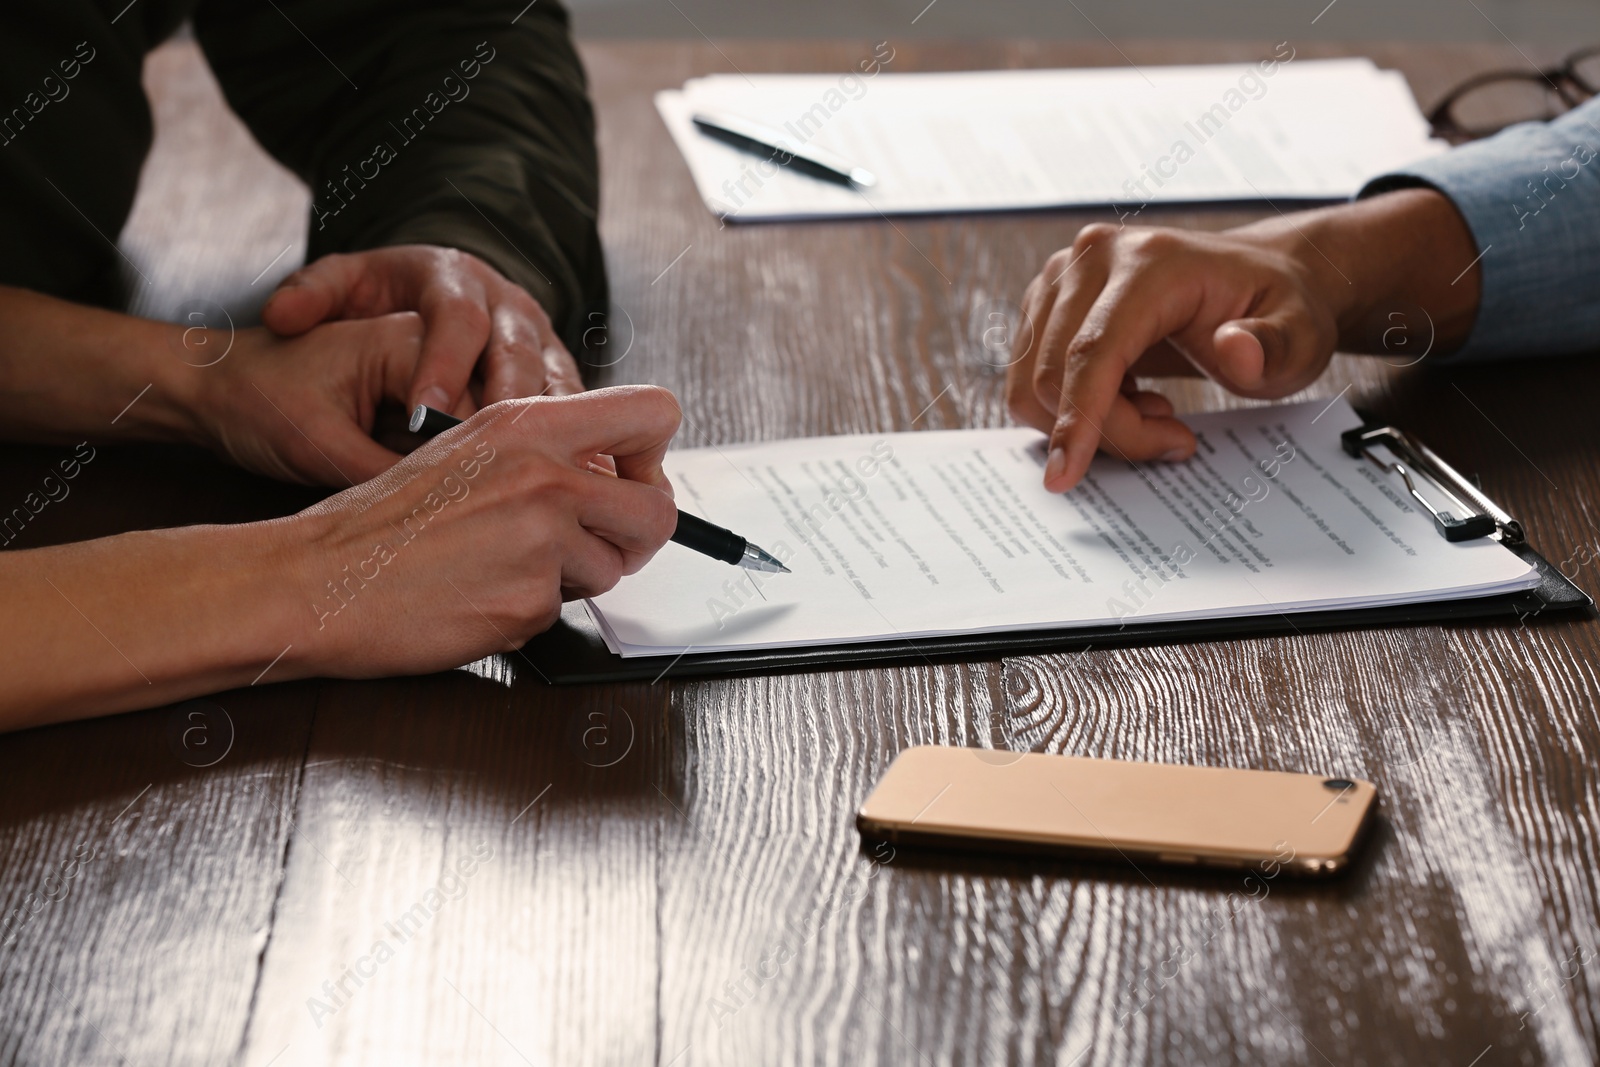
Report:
437,246,472,271
493,321,539,359
1129,227,1181,257
1043,249,1077,278
446,246,494,282
1029,356,1058,394
1064,319,1111,362
1072,222,1118,253
445,292,491,329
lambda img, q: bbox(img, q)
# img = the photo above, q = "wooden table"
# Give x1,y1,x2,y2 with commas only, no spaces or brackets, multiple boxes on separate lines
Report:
3,37,1597,1067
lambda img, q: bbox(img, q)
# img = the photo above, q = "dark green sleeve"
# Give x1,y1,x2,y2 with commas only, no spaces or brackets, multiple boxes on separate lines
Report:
191,0,605,347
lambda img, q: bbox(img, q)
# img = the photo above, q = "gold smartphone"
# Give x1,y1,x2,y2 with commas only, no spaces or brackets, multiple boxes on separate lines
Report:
857,745,1378,877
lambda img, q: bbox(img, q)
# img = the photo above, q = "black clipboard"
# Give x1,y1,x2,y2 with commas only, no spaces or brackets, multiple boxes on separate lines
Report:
523,417,1593,685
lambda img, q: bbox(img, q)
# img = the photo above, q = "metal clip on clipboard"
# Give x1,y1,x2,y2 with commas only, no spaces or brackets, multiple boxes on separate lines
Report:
1341,423,1524,545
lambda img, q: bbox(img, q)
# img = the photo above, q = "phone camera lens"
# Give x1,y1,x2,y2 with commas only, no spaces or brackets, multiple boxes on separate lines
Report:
1322,778,1356,791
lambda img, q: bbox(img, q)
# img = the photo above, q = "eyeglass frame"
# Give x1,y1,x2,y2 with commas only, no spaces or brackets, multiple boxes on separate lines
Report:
1427,44,1600,144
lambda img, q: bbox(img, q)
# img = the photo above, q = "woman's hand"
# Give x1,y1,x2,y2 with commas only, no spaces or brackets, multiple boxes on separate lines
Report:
0,385,682,725
284,385,681,678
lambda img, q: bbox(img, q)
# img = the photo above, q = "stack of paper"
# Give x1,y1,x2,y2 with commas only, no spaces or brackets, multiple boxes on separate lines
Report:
656,58,1447,221
587,400,1538,657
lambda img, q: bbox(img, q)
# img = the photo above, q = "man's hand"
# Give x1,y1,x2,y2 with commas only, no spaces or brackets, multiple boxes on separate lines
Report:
262,245,582,417
1009,222,1341,493
1008,189,1484,493
193,312,428,486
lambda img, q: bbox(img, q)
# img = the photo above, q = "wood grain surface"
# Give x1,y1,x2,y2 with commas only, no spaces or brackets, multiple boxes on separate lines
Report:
2,35,1597,1067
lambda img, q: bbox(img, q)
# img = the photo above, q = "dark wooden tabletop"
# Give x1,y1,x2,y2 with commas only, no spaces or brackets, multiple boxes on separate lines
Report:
3,36,1598,1067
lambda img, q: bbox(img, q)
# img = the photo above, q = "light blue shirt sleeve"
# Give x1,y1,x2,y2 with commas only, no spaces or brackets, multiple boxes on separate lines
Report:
1358,95,1600,360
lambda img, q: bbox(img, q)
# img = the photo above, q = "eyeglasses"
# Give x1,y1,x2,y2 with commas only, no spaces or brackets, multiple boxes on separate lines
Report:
1427,45,1600,144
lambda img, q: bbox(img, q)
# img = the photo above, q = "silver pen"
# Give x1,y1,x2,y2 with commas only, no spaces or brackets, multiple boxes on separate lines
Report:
691,108,878,189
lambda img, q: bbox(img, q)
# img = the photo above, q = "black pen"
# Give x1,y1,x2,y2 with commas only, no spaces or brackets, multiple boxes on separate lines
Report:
691,108,878,189
408,405,791,574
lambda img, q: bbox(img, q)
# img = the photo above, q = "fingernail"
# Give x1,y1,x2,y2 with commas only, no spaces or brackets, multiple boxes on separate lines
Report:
1044,446,1068,484
1160,447,1188,462
418,386,451,413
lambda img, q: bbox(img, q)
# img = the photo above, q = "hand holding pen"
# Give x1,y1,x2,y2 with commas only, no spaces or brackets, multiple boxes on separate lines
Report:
411,401,790,574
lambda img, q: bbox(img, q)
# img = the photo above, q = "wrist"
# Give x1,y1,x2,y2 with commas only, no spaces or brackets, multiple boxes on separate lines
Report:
1241,189,1482,355
2,516,323,723
161,516,318,690
104,513,331,697
264,502,365,679
152,323,230,448
109,316,216,446
1240,206,1374,342
0,288,217,447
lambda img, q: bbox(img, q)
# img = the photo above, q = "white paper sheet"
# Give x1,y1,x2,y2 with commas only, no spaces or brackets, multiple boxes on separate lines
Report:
656,59,1448,221
586,400,1537,657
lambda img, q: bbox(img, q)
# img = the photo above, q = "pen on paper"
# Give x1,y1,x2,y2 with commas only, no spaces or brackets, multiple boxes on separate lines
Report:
407,405,790,575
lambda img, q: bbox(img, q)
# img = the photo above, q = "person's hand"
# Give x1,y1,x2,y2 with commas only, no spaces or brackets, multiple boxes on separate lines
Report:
0,376,680,724
1008,221,1342,493
190,312,429,485
285,386,681,677
1008,189,1488,493
261,245,582,417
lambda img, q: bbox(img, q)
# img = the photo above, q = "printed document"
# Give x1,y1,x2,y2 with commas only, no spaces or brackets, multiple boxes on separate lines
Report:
656,58,1446,220
586,400,1537,657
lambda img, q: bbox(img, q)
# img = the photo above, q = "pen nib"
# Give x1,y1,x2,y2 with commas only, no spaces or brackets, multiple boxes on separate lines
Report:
740,543,791,574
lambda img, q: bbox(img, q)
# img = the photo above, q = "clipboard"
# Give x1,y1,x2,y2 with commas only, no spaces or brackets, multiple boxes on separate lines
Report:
523,416,1593,684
